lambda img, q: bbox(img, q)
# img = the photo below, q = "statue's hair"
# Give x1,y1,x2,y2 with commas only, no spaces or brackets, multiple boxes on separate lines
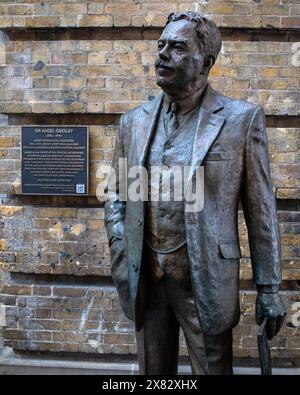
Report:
166,12,222,61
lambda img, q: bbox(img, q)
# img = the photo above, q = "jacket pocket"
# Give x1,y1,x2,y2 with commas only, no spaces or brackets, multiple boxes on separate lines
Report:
219,241,241,259
205,150,233,161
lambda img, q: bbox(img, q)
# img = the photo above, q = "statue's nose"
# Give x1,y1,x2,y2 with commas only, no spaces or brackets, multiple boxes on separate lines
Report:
159,46,170,61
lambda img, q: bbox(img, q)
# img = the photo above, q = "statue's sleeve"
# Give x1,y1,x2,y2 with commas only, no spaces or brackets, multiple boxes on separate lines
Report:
104,114,127,246
240,105,281,286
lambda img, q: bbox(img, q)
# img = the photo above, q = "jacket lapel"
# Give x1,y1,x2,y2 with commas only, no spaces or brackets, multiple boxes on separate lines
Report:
186,85,226,185
135,86,226,174
136,94,164,166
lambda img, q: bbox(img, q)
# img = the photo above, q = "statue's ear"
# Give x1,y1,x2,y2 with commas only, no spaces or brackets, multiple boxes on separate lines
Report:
204,55,216,70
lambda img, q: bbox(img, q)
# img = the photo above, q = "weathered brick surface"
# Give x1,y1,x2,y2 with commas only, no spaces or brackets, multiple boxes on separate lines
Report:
0,271,7,351
0,281,299,359
0,125,299,198
239,211,300,282
268,128,300,200
0,199,299,281
0,1,299,29
0,204,111,276
0,40,299,115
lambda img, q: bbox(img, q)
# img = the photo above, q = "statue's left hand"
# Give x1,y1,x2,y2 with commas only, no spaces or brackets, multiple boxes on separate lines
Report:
255,292,286,340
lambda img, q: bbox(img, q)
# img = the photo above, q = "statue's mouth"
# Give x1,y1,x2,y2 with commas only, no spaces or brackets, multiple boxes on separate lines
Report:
156,60,174,71
158,64,173,70
157,64,174,74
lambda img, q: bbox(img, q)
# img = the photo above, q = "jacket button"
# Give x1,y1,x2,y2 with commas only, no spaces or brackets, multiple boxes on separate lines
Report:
133,263,138,272
138,219,143,226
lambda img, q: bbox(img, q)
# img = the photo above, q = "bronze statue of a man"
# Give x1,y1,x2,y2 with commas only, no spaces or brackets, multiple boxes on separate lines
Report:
104,12,286,375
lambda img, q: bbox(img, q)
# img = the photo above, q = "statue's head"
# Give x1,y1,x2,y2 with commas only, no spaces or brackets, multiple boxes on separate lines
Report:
155,12,222,97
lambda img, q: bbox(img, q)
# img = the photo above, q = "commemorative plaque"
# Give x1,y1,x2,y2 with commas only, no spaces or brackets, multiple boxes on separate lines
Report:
21,126,89,195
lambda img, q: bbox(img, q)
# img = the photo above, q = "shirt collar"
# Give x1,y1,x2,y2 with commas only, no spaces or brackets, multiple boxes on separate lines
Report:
163,83,208,116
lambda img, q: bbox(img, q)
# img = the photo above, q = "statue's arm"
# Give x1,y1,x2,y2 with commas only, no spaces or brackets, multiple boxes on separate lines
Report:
104,114,133,321
104,114,127,246
240,105,286,338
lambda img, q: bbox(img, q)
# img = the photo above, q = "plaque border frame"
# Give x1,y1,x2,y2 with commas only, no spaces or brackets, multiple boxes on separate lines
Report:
20,125,89,196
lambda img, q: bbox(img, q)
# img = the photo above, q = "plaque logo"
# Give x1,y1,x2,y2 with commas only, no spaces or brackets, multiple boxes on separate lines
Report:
76,184,85,194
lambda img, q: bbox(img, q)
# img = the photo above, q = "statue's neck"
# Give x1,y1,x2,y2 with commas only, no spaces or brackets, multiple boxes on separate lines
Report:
166,83,208,115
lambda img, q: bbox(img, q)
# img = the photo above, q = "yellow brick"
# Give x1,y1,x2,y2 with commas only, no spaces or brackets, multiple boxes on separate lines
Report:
86,220,104,231
88,4,105,14
78,15,113,27
14,16,25,27
260,67,279,78
145,13,167,27
0,137,14,148
0,206,23,217
281,235,300,246
87,102,104,113
78,41,113,52
50,102,86,113
90,136,114,149
33,219,51,229
131,16,146,26
87,78,105,88
281,17,300,28
252,4,288,16
203,3,234,15
51,3,87,15
222,15,261,28
231,53,249,65
35,207,59,218
90,150,106,161
141,3,177,14
281,246,298,258
25,16,60,28
114,15,132,26
50,78,85,89
133,42,149,52
105,3,140,15
105,101,142,113
0,16,13,27
276,188,300,199
271,80,288,90
51,53,87,64
88,53,106,65
60,16,77,27
0,239,8,251
115,52,140,65
0,4,30,15
210,65,222,77
58,208,78,218
32,103,52,113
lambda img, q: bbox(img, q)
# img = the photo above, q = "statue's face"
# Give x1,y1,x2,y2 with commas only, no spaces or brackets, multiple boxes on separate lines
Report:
155,19,207,96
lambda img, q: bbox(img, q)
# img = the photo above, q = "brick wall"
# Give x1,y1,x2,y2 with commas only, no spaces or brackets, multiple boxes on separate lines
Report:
0,1,299,366
0,1,299,29
0,40,300,115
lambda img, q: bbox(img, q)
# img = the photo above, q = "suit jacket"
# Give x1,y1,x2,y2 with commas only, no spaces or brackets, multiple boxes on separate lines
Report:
104,84,281,335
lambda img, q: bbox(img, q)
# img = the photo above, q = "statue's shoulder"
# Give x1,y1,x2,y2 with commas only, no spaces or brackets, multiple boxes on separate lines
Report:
213,88,261,116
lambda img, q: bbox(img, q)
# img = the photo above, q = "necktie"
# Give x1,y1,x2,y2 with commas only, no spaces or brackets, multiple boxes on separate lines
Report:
167,101,179,135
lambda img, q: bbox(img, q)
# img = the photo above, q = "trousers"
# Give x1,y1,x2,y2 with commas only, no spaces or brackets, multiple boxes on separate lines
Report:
135,243,233,375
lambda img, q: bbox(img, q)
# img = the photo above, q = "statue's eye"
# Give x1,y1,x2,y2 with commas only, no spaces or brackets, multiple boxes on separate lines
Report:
158,42,164,50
